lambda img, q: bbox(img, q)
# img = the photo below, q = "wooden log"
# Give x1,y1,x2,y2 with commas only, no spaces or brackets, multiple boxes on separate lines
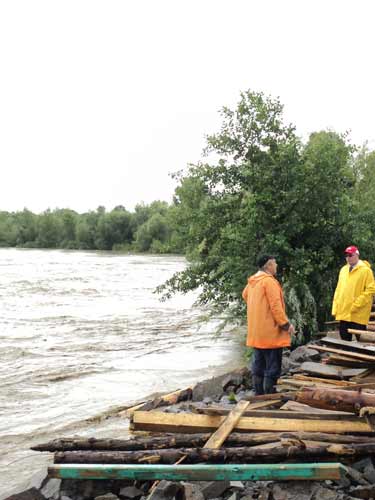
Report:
53,441,375,465
348,329,375,336
132,410,371,433
296,387,375,414
37,431,375,453
48,462,345,481
300,361,368,379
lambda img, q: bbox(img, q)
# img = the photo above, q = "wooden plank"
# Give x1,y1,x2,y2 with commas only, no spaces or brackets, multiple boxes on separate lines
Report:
313,345,375,362
203,400,250,449
48,463,345,481
325,354,371,368
292,374,356,386
300,361,368,379
321,336,375,355
191,403,356,419
132,410,371,433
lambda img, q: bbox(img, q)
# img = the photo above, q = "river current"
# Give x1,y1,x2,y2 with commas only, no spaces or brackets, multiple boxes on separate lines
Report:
0,248,244,497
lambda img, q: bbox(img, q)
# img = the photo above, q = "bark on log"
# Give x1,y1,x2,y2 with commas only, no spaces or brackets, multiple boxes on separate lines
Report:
296,387,375,413
54,442,375,464
33,430,375,453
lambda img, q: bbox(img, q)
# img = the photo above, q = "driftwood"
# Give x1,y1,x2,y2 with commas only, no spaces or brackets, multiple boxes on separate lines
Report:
33,429,375,453
296,387,375,413
120,387,193,418
54,441,375,464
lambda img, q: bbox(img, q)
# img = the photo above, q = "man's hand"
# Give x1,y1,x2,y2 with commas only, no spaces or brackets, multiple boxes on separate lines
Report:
288,324,296,336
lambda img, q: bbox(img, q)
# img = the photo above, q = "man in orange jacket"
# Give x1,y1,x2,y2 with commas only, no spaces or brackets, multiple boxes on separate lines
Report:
242,255,295,395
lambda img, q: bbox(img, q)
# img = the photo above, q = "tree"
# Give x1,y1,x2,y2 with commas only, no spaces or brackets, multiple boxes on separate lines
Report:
158,90,357,337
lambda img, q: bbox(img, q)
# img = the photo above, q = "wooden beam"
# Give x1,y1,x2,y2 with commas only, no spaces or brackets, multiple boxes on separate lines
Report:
48,463,345,481
203,400,250,449
132,410,371,433
191,405,355,420
313,345,375,362
321,336,375,355
292,374,356,386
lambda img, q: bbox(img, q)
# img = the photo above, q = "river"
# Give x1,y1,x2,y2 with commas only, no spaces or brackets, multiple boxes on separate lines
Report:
0,248,244,497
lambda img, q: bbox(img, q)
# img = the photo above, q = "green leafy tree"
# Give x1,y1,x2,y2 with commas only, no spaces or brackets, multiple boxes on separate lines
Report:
158,90,357,338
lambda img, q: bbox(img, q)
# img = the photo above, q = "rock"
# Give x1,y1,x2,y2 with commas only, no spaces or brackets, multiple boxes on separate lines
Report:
311,487,340,500
119,486,144,499
334,475,352,489
222,372,244,392
4,488,46,500
363,463,375,484
352,458,374,473
289,346,320,364
61,496,74,500
40,479,61,500
192,368,248,401
348,485,375,499
181,483,204,500
257,490,271,500
226,493,239,500
271,484,288,500
346,466,370,486
229,482,245,490
198,481,230,499
147,480,184,500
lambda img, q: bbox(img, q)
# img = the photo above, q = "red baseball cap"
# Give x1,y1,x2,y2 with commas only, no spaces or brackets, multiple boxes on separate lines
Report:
344,245,359,256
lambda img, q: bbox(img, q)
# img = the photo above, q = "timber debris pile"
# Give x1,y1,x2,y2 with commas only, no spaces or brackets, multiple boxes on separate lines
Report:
10,320,375,500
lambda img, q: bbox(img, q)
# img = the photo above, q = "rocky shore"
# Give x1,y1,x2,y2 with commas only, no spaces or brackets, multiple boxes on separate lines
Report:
6,346,375,500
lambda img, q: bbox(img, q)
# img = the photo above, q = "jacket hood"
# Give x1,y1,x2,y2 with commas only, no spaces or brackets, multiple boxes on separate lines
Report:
351,260,371,269
248,271,274,288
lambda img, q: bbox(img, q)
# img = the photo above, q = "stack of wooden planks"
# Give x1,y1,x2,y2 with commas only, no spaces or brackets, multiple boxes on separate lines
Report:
41,315,375,483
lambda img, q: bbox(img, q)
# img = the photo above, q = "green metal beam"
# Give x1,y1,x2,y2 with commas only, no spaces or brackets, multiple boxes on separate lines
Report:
49,462,345,481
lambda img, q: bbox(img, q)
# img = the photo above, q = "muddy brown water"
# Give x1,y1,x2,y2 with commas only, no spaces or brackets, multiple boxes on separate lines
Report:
0,248,244,498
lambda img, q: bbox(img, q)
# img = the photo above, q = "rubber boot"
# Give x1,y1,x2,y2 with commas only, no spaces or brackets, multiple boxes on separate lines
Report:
263,376,278,394
252,375,264,396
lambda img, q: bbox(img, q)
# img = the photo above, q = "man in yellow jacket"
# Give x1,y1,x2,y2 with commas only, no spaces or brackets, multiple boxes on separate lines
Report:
332,245,375,341
242,255,295,395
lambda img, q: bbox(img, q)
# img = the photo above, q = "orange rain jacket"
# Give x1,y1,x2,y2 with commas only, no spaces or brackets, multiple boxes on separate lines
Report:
242,271,291,349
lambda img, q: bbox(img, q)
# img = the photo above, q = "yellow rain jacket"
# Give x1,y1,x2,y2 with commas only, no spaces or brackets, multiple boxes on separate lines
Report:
242,271,291,349
332,260,375,325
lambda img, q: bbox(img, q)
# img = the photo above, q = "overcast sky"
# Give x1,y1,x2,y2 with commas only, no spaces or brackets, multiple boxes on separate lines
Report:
1,1,374,214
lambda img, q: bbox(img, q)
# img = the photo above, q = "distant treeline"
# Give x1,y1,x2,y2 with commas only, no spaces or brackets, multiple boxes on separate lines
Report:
0,201,184,253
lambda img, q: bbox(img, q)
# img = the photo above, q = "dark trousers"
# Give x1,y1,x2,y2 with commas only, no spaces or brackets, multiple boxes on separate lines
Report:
339,321,366,341
252,347,283,378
